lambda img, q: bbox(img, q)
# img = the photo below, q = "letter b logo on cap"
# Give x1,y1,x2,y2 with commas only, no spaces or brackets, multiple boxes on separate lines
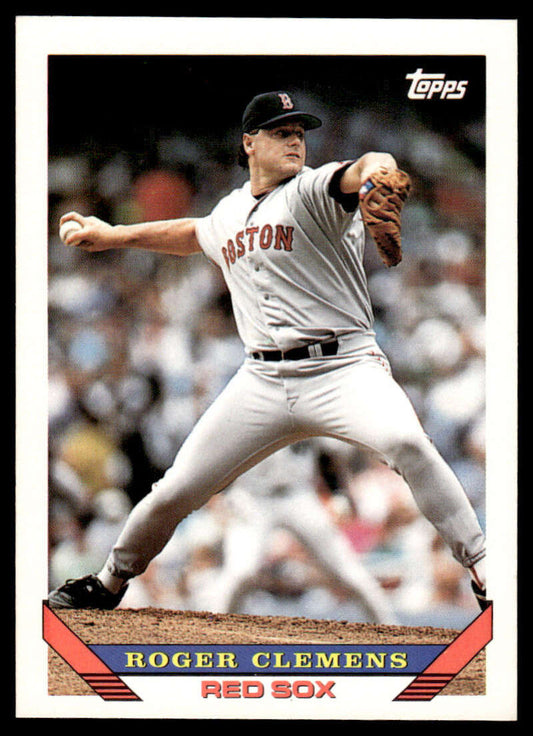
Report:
278,93,294,110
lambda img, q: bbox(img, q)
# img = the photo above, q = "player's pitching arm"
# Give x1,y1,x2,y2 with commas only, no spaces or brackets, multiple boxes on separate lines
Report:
59,212,202,256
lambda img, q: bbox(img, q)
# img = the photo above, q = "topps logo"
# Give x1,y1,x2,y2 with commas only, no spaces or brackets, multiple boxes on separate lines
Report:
406,68,468,100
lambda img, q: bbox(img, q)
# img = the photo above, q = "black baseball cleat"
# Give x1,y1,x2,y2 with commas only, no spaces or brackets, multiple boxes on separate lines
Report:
471,580,490,611
48,574,128,610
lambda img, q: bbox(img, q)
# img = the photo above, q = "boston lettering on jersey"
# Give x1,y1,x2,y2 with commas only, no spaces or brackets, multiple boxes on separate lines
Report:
222,224,294,269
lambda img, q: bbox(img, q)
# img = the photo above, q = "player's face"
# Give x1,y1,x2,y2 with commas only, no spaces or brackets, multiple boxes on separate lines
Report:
245,123,307,182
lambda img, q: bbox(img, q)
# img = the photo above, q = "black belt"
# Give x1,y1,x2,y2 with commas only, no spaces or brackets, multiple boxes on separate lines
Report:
251,339,339,362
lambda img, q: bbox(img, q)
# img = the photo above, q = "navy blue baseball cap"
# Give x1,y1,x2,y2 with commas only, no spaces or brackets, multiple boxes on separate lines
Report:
242,91,322,133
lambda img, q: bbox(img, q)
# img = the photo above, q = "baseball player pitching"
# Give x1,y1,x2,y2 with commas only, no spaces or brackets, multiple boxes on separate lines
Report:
49,90,488,613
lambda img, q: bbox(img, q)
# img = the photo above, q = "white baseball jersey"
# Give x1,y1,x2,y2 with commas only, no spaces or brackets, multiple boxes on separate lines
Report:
195,162,374,353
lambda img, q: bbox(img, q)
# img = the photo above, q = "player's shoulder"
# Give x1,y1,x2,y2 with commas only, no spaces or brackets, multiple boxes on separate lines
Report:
305,161,352,173
292,161,360,214
296,161,354,184
221,178,252,200
208,178,253,213
291,161,355,197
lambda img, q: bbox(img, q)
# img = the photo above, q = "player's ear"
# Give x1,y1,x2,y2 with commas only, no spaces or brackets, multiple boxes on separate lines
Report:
242,135,251,155
242,131,257,155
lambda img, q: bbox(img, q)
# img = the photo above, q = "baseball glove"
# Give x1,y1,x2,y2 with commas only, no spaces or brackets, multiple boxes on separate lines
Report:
359,168,411,267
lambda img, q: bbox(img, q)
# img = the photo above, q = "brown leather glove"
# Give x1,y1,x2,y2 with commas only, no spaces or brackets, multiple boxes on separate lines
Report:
359,168,411,267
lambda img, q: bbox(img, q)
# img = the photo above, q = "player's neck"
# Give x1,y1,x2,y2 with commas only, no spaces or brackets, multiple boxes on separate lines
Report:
249,171,295,198
250,176,278,198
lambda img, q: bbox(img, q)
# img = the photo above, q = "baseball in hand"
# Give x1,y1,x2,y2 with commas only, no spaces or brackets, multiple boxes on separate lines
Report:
59,219,83,243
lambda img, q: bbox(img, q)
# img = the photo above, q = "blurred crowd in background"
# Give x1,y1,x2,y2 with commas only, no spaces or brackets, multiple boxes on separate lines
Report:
47,87,486,629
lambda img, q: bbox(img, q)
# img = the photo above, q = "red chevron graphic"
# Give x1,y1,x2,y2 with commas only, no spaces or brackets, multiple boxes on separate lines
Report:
394,603,493,701
43,602,141,701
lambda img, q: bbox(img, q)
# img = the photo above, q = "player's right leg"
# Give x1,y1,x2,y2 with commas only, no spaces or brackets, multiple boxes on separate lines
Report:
48,361,301,609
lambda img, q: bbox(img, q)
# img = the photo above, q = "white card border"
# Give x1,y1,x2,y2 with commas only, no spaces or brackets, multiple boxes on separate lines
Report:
15,16,518,720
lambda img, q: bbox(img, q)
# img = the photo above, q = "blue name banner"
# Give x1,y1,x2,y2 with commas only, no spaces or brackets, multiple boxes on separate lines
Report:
90,644,445,676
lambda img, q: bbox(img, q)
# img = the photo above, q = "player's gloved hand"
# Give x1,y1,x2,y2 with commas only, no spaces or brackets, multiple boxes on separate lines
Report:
358,167,411,267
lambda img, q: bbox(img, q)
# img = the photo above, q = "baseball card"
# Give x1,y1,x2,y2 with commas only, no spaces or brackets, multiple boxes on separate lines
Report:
15,16,518,721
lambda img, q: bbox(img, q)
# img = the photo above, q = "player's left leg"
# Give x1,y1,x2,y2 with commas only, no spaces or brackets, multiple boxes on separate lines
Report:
291,353,486,597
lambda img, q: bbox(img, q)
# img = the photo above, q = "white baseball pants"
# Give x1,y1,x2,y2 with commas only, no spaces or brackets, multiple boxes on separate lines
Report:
104,336,486,582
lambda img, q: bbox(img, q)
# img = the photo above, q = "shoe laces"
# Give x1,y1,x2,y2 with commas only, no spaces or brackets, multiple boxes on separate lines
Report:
62,575,99,593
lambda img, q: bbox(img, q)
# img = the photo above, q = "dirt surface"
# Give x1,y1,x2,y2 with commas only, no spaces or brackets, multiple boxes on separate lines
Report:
47,607,485,698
